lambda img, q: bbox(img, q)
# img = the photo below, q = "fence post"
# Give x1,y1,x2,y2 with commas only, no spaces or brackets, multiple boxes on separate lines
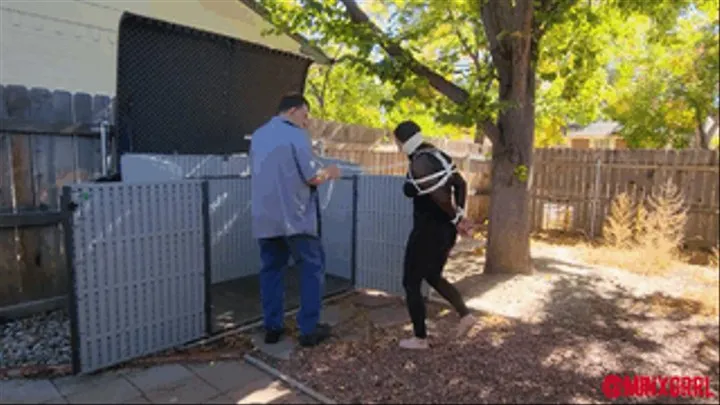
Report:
60,186,81,375
200,181,213,336
590,158,602,238
100,121,110,176
350,175,358,288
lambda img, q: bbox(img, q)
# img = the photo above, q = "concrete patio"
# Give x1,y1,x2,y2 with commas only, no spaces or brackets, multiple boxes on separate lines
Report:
0,361,317,404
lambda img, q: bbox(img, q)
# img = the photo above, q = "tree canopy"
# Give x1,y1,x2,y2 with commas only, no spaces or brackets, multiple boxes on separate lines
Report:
258,0,718,149
254,0,719,275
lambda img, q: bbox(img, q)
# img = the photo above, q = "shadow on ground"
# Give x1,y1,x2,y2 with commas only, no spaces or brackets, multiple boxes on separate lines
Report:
274,253,720,404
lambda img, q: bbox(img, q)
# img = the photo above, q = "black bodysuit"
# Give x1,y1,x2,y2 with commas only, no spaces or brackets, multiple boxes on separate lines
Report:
402,143,471,339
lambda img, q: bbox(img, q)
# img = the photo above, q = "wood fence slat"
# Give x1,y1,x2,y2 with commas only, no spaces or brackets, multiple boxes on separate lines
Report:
322,145,718,247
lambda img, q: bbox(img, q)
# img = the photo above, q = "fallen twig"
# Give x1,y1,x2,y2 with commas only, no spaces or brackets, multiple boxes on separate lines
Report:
244,353,336,405
0,364,71,379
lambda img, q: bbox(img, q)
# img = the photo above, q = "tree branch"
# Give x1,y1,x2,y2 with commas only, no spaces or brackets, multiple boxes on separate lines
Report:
339,0,501,144
307,80,324,116
448,9,482,74
340,0,468,104
339,0,500,144
317,46,346,117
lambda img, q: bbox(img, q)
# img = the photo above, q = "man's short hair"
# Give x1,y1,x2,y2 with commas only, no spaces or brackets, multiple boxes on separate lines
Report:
277,92,309,113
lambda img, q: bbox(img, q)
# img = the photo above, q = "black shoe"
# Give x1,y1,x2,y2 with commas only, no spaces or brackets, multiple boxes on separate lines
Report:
264,328,285,344
298,323,332,347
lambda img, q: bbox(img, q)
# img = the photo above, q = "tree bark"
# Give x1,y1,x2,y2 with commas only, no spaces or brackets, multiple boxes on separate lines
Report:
337,0,536,273
484,100,535,274
694,111,717,150
474,121,486,152
481,0,536,274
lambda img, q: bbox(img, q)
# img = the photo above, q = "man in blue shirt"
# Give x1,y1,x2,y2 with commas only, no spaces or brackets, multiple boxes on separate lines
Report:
249,93,341,347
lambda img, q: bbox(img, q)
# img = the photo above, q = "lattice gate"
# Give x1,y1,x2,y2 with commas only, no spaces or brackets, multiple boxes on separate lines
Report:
62,167,427,375
354,175,430,297
61,181,208,375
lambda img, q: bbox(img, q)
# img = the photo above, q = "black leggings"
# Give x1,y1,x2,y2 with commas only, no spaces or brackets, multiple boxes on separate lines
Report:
403,220,470,338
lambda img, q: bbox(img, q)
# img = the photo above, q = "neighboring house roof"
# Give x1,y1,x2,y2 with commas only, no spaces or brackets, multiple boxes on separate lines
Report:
567,121,623,139
567,117,719,140
0,0,329,95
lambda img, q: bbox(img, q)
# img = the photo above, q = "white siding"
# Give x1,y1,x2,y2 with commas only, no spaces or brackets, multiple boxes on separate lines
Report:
0,0,306,95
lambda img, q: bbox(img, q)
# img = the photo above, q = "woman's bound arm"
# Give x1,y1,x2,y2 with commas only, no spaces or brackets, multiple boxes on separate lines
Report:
406,153,457,219
451,171,467,213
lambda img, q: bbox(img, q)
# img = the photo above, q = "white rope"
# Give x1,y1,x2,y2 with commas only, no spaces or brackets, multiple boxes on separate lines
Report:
315,156,415,210
193,158,414,214
316,159,335,210
406,148,458,196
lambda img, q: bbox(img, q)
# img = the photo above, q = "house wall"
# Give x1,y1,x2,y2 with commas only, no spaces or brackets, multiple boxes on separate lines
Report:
568,136,627,150
613,138,628,150
0,0,305,95
570,138,591,149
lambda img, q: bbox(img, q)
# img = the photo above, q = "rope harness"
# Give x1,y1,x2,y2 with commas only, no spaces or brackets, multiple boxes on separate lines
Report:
401,133,465,225
405,148,459,197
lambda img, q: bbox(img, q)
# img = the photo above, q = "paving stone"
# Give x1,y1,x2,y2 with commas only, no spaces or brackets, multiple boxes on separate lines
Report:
42,397,68,404
251,333,297,361
268,392,319,404
320,304,354,327
124,397,151,404
187,360,268,393
52,370,127,397
142,376,219,404
64,376,142,404
225,379,293,404
203,394,234,404
123,364,195,393
0,379,63,404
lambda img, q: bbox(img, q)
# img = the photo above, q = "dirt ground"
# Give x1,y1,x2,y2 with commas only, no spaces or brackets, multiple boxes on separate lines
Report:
256,239,720,404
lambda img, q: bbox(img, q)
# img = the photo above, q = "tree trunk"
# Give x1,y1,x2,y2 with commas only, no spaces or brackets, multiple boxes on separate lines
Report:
693,110,710,150
474,121,487,155
481,0,536,274
484,98,535,274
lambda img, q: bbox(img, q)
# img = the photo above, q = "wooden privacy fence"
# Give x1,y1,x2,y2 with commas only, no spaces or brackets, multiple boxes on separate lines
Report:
2,106,718,313
532,148,720,248
324,145,720,248
321,143,493,221
1,84,110,311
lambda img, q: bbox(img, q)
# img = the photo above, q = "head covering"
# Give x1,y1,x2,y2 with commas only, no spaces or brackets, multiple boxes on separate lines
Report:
394,120,424,155
393,120,421,142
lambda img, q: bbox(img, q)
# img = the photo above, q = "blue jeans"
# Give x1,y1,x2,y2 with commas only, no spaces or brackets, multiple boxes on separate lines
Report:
258,234,326,336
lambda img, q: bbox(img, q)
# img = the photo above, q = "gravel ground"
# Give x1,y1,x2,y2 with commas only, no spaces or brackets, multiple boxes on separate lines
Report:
256,246,720,404
0,310,71,371
0,307,255,378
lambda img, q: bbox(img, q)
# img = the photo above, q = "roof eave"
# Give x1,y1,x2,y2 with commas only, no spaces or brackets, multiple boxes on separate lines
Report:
237,0,332,65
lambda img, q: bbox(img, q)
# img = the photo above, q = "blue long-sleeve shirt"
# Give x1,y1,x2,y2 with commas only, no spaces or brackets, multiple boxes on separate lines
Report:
249,116,321,239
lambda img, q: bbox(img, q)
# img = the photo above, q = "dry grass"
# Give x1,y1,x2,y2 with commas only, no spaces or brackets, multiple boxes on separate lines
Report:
526,179,720,317
582,179,688,275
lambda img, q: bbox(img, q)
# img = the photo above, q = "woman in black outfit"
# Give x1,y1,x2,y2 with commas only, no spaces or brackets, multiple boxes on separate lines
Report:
393,120,477,350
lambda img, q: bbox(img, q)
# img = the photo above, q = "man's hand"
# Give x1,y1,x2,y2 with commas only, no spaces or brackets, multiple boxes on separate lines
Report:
309,164,342,186
324,164,341,180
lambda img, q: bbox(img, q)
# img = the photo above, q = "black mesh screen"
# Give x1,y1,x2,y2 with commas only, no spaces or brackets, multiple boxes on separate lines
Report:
115,12,312,155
